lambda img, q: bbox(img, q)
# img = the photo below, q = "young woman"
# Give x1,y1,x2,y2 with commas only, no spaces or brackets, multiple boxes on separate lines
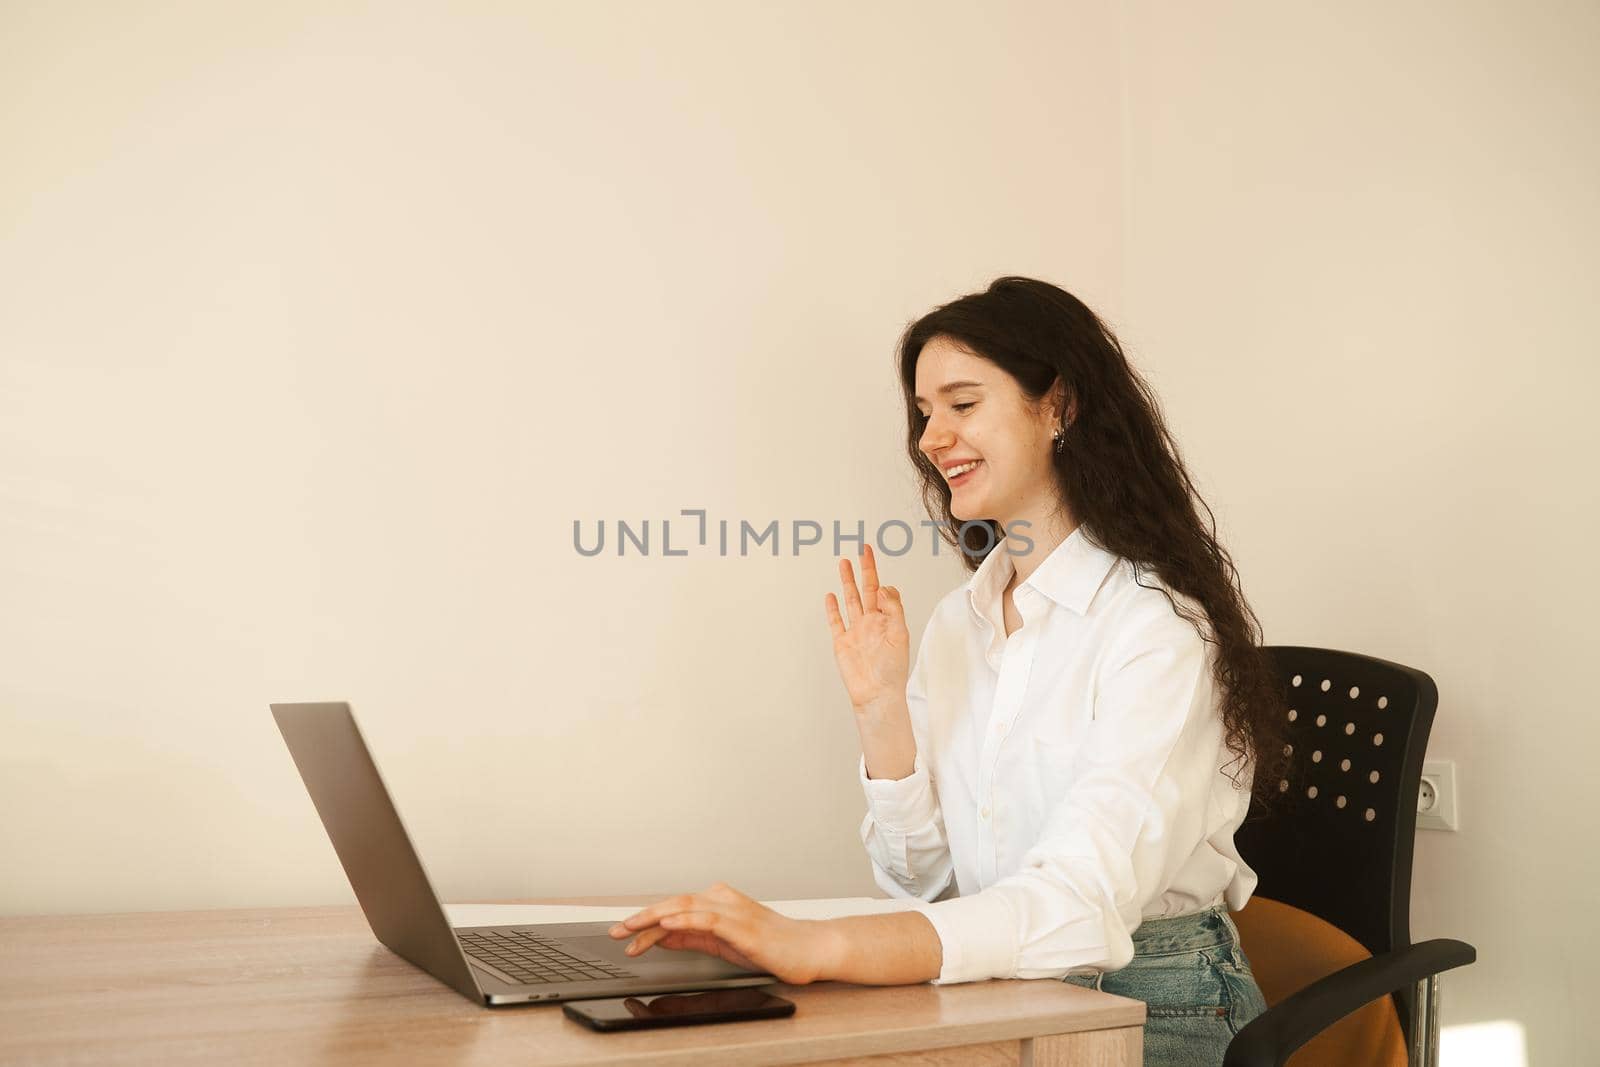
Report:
608,276,1285,1064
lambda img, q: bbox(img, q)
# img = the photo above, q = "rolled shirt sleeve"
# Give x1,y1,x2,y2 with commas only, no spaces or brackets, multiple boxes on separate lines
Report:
858,622,955,903
907,608,1226,984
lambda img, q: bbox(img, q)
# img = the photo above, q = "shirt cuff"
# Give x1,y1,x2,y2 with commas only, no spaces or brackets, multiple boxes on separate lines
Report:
908,890,1019,984
858,751,939,832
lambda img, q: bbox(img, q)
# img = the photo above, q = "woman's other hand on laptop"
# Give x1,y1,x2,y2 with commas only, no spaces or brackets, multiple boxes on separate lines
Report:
608,882,839,986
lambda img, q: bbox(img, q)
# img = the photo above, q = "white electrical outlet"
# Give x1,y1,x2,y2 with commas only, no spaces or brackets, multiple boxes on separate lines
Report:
1417,760,1458,831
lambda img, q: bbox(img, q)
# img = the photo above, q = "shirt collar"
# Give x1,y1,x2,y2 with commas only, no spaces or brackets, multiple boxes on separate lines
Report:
966,524,1121,621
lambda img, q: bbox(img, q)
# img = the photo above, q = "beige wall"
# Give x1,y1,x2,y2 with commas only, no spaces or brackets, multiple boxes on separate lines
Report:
3,2,1592,1063
0,2,1121,907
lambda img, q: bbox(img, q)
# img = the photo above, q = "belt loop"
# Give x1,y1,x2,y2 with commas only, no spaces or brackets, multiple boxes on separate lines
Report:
1219,906,1239,943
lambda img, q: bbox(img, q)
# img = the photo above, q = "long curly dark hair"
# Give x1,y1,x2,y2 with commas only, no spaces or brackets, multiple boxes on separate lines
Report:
896,275,1287,804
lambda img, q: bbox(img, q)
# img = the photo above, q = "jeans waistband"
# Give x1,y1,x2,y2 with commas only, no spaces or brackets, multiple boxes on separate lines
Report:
1129,904,1238,955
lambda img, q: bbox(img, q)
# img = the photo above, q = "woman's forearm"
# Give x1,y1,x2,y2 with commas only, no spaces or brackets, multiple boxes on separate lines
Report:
856,695,918,781
817,910,943,985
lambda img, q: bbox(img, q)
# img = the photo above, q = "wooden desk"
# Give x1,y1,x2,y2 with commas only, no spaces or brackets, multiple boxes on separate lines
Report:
0,897,1145,1066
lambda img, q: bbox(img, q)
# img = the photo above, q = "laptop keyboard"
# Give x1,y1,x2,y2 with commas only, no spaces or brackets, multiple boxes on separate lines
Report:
458,929,638,985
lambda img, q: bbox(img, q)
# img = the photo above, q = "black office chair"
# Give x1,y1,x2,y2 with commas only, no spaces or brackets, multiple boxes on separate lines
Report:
1223,646,1476,1067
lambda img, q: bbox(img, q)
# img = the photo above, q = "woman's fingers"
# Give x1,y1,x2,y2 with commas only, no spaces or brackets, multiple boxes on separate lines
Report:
824,592,846,637
605,885,814,982
624,924,676,956
838,557,864,621
829,554,899,644
613,893,695,935
611,886,742,941
645,911,754,964
839,548,892,623
858,544,881,613
624,924,752,971
616,902,744,958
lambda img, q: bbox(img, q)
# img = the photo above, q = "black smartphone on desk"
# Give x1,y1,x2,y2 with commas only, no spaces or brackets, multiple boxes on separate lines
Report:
562,988,795,1032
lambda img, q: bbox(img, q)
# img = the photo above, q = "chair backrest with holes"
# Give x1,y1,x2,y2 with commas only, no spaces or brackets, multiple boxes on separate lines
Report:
1232,645,1439,1049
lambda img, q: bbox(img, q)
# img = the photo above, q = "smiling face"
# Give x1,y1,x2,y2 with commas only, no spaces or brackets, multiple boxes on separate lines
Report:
914,335,1068,534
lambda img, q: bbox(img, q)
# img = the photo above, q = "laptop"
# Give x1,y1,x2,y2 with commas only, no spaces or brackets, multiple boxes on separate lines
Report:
270,701,777,1006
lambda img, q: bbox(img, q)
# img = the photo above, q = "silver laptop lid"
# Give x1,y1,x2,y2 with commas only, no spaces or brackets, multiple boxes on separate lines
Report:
270,702,482,1002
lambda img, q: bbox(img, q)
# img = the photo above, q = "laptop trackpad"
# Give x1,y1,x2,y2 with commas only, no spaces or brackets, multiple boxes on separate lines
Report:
565,934,767,977
565,934,657,965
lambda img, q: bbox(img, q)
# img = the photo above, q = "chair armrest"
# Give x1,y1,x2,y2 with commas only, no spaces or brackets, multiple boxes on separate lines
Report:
1223,938,1476,1067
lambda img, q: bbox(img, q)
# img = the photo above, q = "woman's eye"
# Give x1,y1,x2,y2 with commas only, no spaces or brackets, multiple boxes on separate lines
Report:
915,402,975,421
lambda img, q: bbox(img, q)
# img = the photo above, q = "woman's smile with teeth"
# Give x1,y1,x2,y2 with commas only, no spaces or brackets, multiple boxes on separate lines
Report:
946,459,983,482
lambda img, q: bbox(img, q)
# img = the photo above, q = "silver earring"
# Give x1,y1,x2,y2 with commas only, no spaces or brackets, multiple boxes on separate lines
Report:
1053,420,1069,454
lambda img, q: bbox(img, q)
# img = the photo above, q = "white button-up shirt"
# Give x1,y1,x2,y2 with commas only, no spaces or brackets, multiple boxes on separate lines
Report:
857,524,1258,984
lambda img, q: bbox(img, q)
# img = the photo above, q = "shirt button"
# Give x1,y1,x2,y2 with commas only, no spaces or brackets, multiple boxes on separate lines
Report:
980,806,990,819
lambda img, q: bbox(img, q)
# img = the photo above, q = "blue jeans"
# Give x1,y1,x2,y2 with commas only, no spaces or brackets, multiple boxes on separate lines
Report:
1059,906,1268,1066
